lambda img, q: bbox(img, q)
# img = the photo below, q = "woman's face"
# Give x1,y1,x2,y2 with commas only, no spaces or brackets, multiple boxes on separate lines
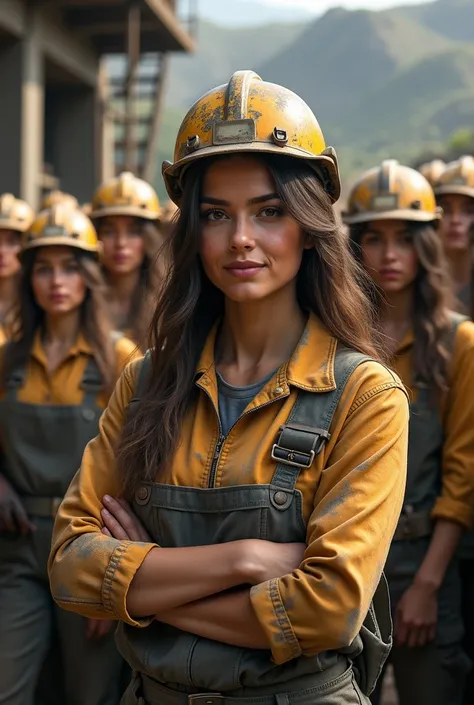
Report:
31,246,87,316
437,194,474,256
0,229,21,280
97,215,146,276
359,220,419,295
198,156,309,304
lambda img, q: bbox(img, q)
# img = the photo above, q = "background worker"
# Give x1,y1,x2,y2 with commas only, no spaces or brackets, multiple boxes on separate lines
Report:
90,172,165,351
0,204,140,705
346,160,474,705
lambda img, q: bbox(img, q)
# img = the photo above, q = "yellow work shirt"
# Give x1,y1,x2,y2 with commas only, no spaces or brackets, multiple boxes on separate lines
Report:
0,331,141,408
390,319,474,530
49,314,409,665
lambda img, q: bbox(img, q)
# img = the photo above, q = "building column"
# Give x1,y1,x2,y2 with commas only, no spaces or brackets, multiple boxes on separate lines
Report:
21,6,44,210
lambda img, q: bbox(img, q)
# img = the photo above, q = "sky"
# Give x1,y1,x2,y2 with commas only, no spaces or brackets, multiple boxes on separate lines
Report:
254,0,431,10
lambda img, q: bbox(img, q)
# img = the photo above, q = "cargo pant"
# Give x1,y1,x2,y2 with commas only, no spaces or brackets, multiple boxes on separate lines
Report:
372,372,470,705
0,356,124,705
116,348,392,704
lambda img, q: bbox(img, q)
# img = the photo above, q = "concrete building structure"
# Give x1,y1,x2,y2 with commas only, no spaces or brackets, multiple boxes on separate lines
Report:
0,1,193,209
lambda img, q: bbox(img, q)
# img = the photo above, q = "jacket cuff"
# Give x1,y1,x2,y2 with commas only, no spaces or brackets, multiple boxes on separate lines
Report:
250,579,302,665
102,540,158,626
431,497,473,531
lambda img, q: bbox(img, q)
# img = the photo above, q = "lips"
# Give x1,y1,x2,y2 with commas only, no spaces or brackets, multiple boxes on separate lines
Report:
379,269,401,277
224,261,266,278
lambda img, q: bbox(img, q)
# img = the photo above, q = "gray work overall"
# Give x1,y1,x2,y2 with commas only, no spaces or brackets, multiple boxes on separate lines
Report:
117,348,393,705
0,356,123,705
372,316,471,705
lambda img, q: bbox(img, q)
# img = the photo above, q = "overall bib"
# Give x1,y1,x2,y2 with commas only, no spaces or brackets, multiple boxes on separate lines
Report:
0,356,123,705
118,349,392,705
372,316,471,705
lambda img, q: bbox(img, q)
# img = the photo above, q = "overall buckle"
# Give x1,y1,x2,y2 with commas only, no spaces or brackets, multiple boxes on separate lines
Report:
271,423,330,468
188,695,224,705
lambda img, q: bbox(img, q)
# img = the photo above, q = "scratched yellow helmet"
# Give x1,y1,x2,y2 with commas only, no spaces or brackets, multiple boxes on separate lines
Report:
0,194,34,233
434,155,474,199
162,70,340,205
21,204,99,257
343,160,442,225
41,190,79,210
418,159,446,187
90,172,160,221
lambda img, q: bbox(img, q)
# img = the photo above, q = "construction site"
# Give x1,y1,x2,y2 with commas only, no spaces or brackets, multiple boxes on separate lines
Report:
0,0,195,209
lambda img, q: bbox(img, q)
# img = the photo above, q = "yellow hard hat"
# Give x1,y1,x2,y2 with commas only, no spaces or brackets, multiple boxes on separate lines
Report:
21,204,99,257
418,159,446,187
0,194,35,233
41,190,79,210
343,160,442,225
162,70,340,205
434,155,474,199
90,172,160,221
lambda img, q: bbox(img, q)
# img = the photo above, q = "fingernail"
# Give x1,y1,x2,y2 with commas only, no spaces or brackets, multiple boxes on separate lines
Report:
101,508,109,516
103,495,112,503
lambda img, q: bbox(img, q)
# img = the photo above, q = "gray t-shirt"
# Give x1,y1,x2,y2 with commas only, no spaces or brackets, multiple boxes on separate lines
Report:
217,369,277,436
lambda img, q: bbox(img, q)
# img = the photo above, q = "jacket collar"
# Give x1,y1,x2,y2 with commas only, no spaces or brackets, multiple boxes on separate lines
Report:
196,313,339,393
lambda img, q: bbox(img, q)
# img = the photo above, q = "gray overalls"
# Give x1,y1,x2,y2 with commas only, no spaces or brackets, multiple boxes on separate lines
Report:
372,315,471,705
117,348,393,705
0,355,123,705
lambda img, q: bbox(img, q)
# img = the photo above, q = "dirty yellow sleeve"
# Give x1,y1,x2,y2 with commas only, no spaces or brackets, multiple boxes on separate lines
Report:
250,375,409,664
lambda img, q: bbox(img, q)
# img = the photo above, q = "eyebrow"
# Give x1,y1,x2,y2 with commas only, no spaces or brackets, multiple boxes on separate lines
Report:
200,193,280,206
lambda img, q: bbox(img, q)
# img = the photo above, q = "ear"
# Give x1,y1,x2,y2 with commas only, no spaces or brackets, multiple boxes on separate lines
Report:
303,232,314,250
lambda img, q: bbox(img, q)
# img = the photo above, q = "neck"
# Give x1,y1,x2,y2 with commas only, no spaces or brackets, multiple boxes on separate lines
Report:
105,269,141,303
43,310,81,347
446,251,471,293
379,287,414,350
217,285,306,374
0,275,18,318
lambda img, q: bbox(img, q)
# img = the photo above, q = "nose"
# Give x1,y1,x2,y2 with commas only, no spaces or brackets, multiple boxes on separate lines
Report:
382,241,398,261
230,214,255,251
51,268,65,286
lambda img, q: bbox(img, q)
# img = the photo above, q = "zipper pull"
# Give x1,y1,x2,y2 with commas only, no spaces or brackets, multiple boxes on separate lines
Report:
213,434,225,459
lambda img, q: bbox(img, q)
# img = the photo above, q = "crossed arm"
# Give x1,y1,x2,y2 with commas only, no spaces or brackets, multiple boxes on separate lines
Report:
101,495,304,649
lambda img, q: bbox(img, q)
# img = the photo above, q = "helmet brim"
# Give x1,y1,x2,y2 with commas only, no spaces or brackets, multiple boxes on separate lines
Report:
90,206,160,221
162,142,341,205
434,185,474,199
343,209,442,225
20,238,99,259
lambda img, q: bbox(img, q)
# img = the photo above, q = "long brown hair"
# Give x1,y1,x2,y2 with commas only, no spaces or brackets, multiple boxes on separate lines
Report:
350,222,454,395
98,219,164,351
118,153,385,497
3,249,117,393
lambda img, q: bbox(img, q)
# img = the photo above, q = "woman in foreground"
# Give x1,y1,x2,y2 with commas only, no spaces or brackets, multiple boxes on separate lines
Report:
49,71,409,705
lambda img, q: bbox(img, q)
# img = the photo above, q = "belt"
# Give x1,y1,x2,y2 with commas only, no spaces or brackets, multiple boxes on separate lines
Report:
22,496,63,518
393,509,432,541
137,660,349,705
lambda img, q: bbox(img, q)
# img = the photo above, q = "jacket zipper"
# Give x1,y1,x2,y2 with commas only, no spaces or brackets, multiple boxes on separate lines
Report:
207,394,289,488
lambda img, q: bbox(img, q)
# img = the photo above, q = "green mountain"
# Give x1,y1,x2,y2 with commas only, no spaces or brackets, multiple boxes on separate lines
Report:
155,0,474,200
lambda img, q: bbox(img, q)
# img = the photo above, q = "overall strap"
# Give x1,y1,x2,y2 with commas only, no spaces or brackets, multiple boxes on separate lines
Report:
271,347,373,492
5,364,27,401
129,349,152,406
80,356,104,407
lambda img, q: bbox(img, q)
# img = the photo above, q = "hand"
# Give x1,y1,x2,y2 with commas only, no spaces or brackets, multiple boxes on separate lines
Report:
101,495,151,542
86,618,116,640
395,582,438,648
0,475,36,535
243,539,306,584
